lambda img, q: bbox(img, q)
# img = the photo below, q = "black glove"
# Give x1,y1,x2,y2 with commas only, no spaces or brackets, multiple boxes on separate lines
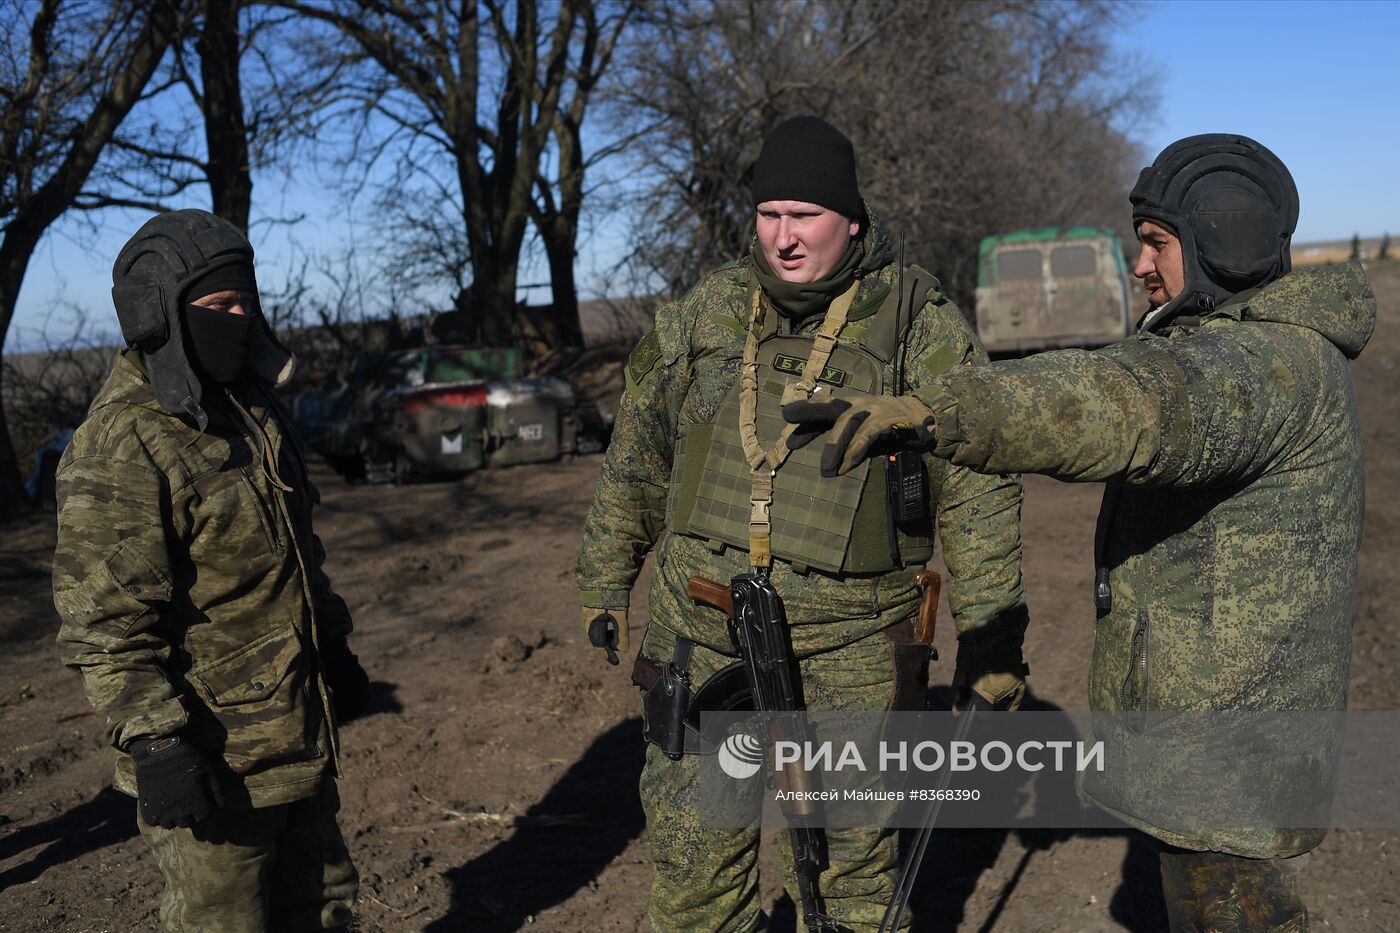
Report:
582,606,629,665
323,636,371,722
129,735,224,829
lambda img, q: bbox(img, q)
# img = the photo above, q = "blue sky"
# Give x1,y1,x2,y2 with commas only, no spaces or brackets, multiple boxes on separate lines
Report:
1114,0,1399,245
8,0,1399,350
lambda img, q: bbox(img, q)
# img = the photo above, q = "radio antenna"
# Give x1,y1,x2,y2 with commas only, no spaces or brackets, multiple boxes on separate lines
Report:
896,233,906,391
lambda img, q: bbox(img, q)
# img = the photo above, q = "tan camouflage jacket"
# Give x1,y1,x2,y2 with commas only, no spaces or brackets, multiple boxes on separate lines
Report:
578,212,1028,666
922,262,1375,856
54,352,351,808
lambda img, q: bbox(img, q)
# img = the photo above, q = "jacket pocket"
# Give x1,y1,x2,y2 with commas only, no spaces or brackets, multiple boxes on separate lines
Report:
56,541,173,637
190,624,315,770
190,466,281,555
1119,609,1149,731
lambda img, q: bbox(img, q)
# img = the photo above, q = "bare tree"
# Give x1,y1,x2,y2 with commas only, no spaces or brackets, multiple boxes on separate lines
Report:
261,246,410,390
190,0,253,228
104,0,345,233
277,0,632,348
0,0,185,520
181,1,351,230
605,0,891,295
2,307,115,499
529,0,635,346
610,0,1149,310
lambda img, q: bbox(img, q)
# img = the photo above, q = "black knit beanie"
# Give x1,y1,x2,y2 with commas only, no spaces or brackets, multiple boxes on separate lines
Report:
751,116,862,220
184,261,258,303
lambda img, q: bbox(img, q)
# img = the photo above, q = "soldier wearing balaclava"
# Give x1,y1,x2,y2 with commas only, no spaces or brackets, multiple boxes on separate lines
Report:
108,209,296,426
53,209,369,932
788,133,1375,927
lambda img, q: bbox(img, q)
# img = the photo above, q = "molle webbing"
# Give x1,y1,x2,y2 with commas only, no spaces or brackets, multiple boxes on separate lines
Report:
739,282,858,568
669,269,934,574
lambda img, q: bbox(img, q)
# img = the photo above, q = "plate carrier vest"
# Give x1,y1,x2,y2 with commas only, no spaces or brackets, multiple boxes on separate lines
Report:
666,266,940,575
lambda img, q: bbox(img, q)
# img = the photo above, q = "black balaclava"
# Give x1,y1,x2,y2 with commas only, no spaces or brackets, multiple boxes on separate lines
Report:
111,210,295,429
749,116,866,317
1130,134,1299,333
183,262,259,384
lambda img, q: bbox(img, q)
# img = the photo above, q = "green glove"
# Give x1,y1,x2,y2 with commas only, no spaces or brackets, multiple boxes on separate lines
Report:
782,395,938,477
954,669,1028,712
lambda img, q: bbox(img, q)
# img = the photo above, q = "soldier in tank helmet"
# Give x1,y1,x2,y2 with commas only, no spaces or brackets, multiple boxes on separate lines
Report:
52,209,369,932
577,116,1031,930
787,134,1374,929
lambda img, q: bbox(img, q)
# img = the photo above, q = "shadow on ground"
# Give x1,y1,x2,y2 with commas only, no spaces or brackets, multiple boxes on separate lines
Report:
362,680,403,719
424,717,646,931
0,785,136,893
904,689,1166,932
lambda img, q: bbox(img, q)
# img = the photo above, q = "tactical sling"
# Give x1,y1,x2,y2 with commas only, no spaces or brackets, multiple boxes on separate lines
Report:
668,267,940,574
739,281,857,568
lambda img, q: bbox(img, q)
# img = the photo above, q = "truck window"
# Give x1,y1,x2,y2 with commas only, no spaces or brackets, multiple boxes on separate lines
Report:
1051,245,1097,278
998,249,1043,281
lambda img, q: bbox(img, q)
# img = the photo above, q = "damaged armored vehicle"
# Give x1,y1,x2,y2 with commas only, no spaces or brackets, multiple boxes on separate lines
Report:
974,227,1133,354
287,345,607,483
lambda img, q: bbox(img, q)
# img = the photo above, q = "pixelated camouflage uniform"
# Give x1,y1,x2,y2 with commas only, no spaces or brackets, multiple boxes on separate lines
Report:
920,261,1374,859
578,209,1028,930
53,350,358,930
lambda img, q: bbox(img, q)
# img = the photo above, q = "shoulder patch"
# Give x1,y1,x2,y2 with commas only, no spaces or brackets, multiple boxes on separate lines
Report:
628,330,662,385
920,340,976,379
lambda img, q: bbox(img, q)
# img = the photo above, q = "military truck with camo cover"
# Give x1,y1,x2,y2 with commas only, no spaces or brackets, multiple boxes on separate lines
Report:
974,227,1133,354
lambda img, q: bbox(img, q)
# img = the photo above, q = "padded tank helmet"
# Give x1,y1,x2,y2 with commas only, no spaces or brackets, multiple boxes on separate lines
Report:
1130,134,1299,332
110,209,295,429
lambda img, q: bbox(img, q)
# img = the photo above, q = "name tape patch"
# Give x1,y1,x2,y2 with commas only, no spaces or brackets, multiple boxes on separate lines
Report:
772,354,847,387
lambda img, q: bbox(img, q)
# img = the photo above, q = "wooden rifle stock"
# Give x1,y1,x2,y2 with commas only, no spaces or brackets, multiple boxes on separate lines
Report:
687,575,733,617
914,570,941,646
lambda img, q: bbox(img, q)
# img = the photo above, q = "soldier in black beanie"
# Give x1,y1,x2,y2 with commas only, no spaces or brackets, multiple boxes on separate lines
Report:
578,115,1029,930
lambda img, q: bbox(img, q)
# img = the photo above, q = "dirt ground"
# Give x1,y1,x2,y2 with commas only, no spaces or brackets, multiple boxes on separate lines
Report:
3,262,1398,932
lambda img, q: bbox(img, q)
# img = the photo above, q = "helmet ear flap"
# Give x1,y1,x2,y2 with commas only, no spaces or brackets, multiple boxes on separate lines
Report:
1191,183,1285,292
112,277,169,351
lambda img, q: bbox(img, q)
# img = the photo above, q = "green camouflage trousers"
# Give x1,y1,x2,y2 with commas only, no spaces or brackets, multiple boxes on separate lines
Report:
137,778,358,932
639,621,909,933
1159,844,1309,932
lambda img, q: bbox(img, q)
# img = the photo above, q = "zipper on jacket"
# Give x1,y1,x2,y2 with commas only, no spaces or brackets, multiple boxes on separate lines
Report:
1119,609,1149,731
239,466,285,551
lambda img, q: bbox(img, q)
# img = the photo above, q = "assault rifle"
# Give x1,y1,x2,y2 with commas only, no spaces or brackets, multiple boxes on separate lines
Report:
688,573,845,933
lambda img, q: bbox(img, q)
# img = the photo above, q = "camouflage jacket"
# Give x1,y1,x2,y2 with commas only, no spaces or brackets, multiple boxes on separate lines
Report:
578,211,1028,666
54,351,351,808
923,262,1375,855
